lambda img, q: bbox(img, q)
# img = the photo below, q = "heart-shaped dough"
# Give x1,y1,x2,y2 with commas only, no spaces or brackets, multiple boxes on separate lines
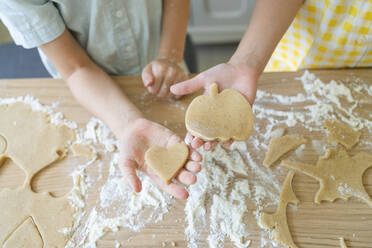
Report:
185,83,254,141
145,143,189,184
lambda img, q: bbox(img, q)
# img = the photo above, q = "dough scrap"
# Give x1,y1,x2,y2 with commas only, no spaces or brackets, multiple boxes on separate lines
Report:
263,135,307,167
339,237,348,248
145,143,189,184
0,102,74,184
0,188,73,247
324,120,361,149
3,216,43,248
260,171,299,248
185,83,254,141
281,148,372,207
71,143,97,159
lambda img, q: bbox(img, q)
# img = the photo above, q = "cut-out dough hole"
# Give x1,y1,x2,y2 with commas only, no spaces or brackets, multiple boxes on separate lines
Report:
0,158,26,190
31,156,77,197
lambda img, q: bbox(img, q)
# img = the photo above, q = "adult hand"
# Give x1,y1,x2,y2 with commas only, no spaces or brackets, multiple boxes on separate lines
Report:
171,62,259,151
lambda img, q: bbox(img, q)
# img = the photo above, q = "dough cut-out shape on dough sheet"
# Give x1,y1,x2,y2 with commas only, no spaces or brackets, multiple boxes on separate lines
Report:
263,135,307,167
0,102,75,184
324,120,361,149
260,171,299,248
3,216,43,248
339,237,348,248
0,102,76,247
281,148,372,208
145,143,189,184
185,83,254,142
0,188,74,247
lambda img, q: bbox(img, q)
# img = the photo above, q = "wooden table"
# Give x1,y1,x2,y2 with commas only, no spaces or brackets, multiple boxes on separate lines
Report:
0,69,371,248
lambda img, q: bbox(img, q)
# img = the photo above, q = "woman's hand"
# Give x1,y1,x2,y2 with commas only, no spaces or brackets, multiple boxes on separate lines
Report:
171,61,259,151
142,59,188,99
118,118,202,200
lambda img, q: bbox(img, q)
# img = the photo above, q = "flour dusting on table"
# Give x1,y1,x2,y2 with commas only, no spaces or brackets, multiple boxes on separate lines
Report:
1,70,371,248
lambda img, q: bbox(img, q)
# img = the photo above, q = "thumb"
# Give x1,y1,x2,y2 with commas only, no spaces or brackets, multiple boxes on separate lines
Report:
170,74,205,96
142,64,154,87
119,158,142,192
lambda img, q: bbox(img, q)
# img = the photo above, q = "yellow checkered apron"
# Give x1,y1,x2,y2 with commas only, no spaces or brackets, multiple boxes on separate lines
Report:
265,0,372,72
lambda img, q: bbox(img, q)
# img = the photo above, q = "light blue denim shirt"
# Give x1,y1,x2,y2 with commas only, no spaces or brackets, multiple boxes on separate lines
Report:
0,0,162,78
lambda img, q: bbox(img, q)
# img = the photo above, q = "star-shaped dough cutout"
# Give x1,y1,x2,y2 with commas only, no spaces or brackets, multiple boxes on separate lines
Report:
260,171,299,248
281,148,372,208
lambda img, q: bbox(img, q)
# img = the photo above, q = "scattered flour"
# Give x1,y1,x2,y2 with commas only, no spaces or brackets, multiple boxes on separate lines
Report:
184,70,372,248
1,70,371,248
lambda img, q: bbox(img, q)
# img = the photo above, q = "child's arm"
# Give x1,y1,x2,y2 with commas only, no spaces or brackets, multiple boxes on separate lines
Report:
141,0,190,99
40,29,201,199
171,0,304,105
170,0,303,151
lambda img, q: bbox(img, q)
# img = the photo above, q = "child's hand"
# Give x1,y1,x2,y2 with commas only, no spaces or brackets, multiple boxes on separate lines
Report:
142,59,188,99
118,118,202,200
170,62,258,105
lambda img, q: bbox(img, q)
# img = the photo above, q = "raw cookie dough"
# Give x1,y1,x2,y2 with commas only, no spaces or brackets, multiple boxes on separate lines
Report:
71,143,97,159
0,102,74,184
145,143,189,184
0,188,73,247
281,148,372,207
324,120,361,149
0,102,75,247
339,237,348,248
263,135,307,167
185,83,254,141
260,171,299,248
3,216,43,247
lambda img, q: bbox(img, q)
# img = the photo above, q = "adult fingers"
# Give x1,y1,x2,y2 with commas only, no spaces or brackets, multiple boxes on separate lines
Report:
170,74,205,96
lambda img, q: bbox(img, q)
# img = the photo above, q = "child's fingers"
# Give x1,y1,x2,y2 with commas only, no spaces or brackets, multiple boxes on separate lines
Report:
119,159,142,192
148,170,189,199
170,74,205,96
190,150,202,162
150,64,166,95
185,161,202,173
176,169,197,186
141,64,154,87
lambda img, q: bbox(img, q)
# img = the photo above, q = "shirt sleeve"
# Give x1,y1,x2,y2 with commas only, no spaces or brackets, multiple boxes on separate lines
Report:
0,0,65,49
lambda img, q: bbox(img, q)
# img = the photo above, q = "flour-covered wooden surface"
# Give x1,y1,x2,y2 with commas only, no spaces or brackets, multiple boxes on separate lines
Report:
0,69,371,248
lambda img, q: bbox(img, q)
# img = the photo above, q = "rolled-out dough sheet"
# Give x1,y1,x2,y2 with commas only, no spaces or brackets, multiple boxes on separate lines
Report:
260,171,299,248
324,120,361,149
185,83,254,141
0,102,74,184
0,102,75,247
281,148,372,207
263,135,306,167
145,143,189,184
3,216,43,248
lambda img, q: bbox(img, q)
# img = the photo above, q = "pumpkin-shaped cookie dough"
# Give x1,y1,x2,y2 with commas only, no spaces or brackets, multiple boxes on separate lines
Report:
185,83,254,141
